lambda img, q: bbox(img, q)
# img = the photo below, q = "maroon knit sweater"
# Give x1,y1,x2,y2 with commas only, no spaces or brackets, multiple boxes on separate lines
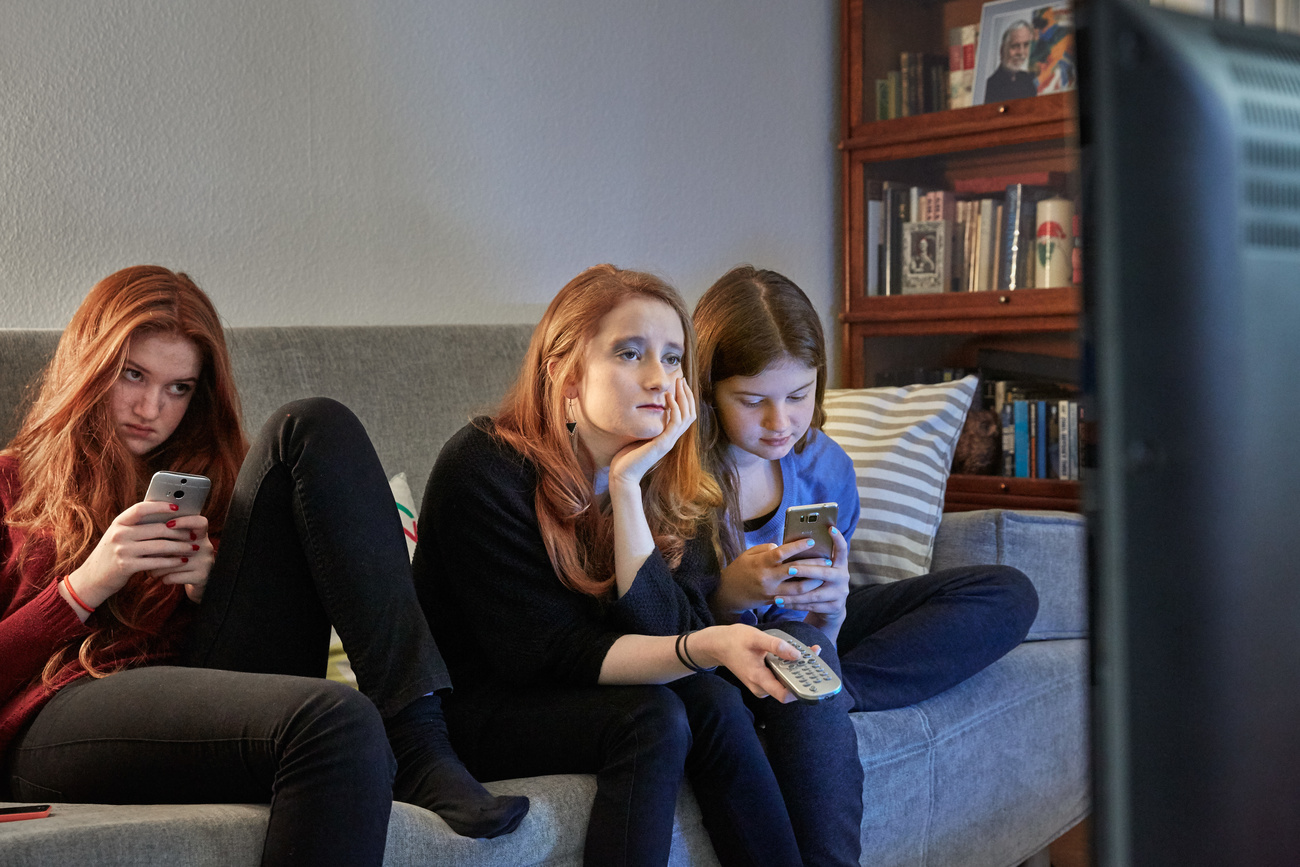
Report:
0,455,189,758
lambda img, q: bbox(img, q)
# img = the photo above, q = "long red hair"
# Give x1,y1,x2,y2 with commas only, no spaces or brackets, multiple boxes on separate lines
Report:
491,264,720,597
2,266,247,681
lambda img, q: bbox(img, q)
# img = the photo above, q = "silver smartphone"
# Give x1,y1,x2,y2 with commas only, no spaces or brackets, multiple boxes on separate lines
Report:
139,471,211,524
781,502,838,561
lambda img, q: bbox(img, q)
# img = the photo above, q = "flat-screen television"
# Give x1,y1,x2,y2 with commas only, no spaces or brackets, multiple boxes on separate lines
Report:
1080,0,1300,863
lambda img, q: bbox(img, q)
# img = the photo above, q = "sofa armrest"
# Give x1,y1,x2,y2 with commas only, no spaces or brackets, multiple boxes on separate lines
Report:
931,509,1087,641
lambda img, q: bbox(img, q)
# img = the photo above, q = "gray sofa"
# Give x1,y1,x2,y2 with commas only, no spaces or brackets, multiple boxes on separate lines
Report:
0,325,1089,867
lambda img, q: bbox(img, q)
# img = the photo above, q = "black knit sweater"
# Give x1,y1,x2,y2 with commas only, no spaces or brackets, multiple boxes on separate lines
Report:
412,419,718,697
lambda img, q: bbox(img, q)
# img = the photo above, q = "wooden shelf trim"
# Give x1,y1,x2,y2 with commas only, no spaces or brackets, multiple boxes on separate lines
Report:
943,473,1080,513
841,93,1076,163
842,286,1080,336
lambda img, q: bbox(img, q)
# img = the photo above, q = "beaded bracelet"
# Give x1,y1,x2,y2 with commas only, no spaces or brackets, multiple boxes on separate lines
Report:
63,577,96,614
674,629,717,673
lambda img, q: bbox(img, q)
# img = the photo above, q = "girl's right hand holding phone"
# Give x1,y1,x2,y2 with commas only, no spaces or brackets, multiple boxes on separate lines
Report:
715,538,827,613
60,501,209,621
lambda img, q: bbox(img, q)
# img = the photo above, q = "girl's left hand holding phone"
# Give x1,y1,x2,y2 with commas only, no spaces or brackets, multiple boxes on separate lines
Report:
772,525,851,641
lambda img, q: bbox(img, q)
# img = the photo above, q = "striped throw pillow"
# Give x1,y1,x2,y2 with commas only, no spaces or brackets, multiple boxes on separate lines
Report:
823,376,978,586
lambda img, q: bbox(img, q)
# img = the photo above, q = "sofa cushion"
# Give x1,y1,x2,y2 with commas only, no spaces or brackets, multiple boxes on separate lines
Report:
931,509,1088,640
0,779,715,867
854,638,1090,867
822,377,978,586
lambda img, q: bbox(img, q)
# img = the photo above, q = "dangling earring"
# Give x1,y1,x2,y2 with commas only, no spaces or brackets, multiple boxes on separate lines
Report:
565,398,580,450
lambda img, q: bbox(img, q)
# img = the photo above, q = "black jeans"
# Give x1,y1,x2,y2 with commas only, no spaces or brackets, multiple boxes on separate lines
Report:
7,398,448,867
444,675,803,867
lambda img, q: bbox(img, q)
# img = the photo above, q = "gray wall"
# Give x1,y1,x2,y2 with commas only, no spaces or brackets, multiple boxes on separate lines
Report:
0,1,840,377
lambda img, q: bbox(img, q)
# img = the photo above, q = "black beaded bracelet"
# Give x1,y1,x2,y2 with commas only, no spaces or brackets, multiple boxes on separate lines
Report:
675,629,717,673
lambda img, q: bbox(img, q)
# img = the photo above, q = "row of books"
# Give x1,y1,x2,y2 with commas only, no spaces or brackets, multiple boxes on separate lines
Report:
875,362,1091,481
874,25,981,120
984,375,1090,480
865,172,1082,296
875,52,949,120
1000,395,1085,480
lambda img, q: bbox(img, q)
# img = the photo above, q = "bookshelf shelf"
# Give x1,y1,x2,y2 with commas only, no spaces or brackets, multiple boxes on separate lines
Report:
841,92,1075,163
944,474,1080,512
841,286,1080,336
839,0,1082,512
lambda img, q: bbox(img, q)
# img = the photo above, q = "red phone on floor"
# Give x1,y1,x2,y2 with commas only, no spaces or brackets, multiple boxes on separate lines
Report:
0,804,51,822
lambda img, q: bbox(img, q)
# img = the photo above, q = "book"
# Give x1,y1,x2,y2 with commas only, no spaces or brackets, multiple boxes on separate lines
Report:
965,201,979,292
923,190,957,222
1067,400,1080,480
990,202,1005,294
949,218,965,292
1030,401,1040,478
1014,400,1030,478
866,196,883,295
1000,184,1060,291
1058,398,1071,480
958,25,979,108
887,71,901,120
925,53,950,112
948,27,965,108
881,183,911,295
975,199,999,292
901,221,950,294
1001,400,1016,476
899,52,919,117
875,79,891,121
1047,402,1060,479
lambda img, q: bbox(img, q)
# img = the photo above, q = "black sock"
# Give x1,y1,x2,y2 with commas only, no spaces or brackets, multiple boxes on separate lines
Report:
384,693,529,838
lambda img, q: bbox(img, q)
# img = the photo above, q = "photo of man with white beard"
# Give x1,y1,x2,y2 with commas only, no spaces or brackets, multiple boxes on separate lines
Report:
984,20,1038,101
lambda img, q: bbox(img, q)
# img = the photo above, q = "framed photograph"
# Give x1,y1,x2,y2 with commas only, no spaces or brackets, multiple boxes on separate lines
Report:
972,0,1076,106
901,221,949,294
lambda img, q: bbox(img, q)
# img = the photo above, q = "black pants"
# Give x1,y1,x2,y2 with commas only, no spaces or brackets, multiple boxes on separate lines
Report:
736,566,1039,867
445,674,804,867
7,398,448,867
746,620,863,867
839,564,1039,712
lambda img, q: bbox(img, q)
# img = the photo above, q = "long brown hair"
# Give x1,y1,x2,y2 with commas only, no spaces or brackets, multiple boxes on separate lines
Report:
491,264,720,597
2,265,247,681
693,266,828,562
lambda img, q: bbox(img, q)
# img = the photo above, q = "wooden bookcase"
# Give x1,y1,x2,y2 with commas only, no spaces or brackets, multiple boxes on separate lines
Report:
840,0,1081,513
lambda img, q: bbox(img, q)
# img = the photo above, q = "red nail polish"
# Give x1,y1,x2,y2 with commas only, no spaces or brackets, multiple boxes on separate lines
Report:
192,544,199,551
166,520,176,528
169,503,179,511
181,557,189,563
190,531,197,541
